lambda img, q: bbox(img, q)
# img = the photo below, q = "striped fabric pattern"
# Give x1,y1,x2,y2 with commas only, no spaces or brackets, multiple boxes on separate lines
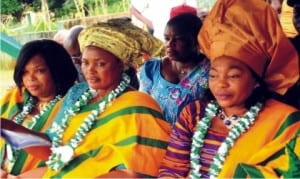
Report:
0,87,61,175
159,99,300,178
43,91,171,178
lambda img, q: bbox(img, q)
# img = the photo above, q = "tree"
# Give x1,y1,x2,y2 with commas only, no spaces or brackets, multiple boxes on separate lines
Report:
1,0,23,20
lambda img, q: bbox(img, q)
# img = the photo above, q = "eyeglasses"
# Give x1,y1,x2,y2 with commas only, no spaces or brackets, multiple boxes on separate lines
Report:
71,54,82,65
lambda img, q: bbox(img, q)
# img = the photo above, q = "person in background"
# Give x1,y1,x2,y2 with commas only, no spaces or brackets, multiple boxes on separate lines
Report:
63,25,86,82
53,29,69,45
1,20,171,178
169,3,197,19
159,0,299,178
139,13,210,125
269,0,283,15
129,0,154,35
0,39,78,178
130,0,199,40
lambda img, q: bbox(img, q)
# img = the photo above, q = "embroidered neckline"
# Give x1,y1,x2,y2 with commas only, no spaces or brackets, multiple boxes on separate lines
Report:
46,73,130,171
189,101,262,178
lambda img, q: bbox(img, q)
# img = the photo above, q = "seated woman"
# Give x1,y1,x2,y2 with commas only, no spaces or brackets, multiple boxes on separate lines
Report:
139,13,210,125
0,39,78,177
159,0,299,178
1,20,171,178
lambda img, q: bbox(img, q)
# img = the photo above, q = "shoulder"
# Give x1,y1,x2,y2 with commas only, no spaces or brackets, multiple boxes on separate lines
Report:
180,100,206,118
141,59,161,70
198,57,210,70
259,99,300,123
263,99,299,114
63,82,88,105
0,87,29,105
1,87,21,100
177,100,206,130
117,91,162,111
139,59,161,77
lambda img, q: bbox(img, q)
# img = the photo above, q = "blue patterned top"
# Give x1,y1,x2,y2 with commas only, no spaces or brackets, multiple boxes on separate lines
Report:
46,82,89,139
138,58,210,125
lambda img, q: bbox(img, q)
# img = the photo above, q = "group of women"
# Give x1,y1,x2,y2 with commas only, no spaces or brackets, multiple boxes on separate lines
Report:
1,0,299,178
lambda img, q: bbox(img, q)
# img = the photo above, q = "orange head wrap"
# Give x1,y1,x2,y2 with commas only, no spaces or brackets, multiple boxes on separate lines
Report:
199,0,299,95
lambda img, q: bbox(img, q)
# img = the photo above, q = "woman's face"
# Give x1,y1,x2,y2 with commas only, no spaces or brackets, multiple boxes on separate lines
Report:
209,56,257,110
164,25,197,62
81,46,123,94
22,55,56,101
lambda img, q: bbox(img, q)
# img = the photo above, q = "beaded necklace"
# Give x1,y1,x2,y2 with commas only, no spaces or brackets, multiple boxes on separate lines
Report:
6,95,61,165
13,95,62,128
189,101,262,179
46,73,130,171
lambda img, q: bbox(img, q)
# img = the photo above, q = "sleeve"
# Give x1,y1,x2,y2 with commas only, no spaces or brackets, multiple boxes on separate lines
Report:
158,100,203,177
131,0,149,13
233,111,300,178
0,87,25,120
138,60,156,93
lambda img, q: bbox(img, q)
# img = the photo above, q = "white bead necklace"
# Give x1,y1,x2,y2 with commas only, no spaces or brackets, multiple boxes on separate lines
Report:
6,95,61,164
13,95,62,128
189,101,262,179
46,73,130,171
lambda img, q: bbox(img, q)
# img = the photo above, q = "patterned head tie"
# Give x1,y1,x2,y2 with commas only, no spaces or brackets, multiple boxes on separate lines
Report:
199,0,299,94
78,18,165,68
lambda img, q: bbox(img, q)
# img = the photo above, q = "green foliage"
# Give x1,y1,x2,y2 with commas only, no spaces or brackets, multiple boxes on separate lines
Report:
1,0,130,36
1,0,23,19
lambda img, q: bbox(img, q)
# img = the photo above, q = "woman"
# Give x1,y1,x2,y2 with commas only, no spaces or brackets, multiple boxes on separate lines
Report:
139,13,210,125
0,39,78,177
1,21,171,178
159,0,299,178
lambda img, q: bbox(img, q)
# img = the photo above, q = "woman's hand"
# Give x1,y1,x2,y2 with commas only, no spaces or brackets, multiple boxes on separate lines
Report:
1,168,8,178
7,167,47,179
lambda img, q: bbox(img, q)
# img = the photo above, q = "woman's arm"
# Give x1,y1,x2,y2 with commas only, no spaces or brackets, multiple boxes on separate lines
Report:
158,101,202,177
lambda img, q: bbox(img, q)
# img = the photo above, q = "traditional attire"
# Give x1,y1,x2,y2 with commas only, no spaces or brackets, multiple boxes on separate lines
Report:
0,87,61,175
280,0,298,37
139,58,210,125
159,0,299,178
159,99,300,178
43,82,170,178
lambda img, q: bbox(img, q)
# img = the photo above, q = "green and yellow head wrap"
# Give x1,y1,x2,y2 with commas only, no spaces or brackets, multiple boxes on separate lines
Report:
78,18,165,68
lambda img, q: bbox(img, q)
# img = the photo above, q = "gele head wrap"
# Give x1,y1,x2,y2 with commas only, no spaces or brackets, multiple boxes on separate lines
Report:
78,18,165,68
199,0,299,94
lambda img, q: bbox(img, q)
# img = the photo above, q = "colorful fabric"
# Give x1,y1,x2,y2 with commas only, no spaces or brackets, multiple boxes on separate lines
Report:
78,19,165,68
199,0,299,95
281,0,298,37
0,87,61,175
138,58,210,125
43,82,171,178
158,99,300,178
199,130,226,178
